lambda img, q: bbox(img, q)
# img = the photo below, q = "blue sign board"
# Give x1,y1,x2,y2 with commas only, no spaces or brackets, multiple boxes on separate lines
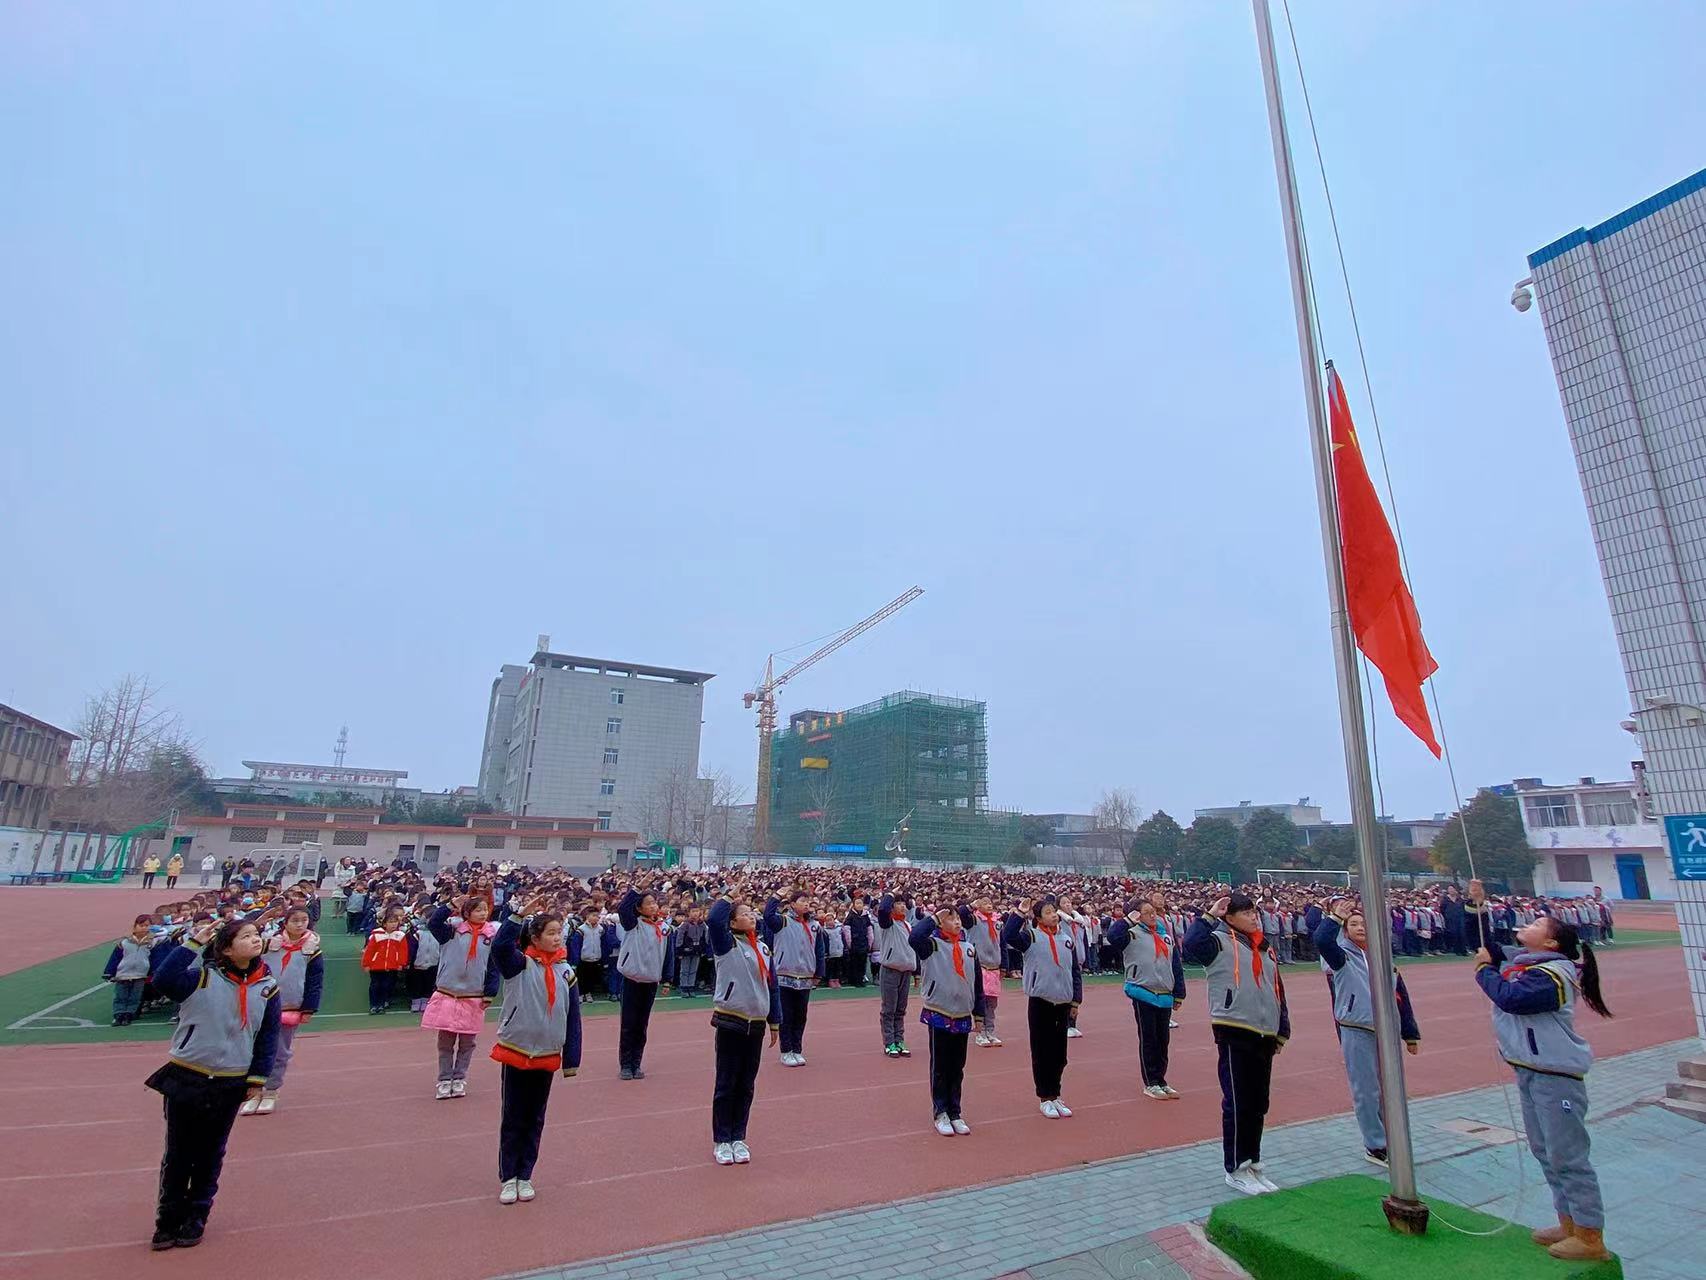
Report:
1663,814,1706,880
813,843,869,855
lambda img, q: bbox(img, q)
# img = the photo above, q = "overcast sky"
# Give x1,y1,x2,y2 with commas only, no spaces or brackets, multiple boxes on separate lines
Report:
6,3,1704,824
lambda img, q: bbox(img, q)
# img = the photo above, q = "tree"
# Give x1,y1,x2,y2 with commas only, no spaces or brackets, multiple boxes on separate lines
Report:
410,796,494,828
804,772,839,855
1237,809,1301,882
703,770,746,861
1429,792,1536,887
1174,816,1240,881
1300,824,1359,872
1092,787,1141,871
1128,809,1184,873
69,674,189,788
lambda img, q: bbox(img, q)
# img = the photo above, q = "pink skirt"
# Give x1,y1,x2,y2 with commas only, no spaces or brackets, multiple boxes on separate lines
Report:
981,969,1003,999
421,992,486,1035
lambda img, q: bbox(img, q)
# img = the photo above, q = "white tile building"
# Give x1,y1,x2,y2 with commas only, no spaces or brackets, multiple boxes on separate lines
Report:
1525,165,1706,1037
479,649,712,834
1496,776,1672,901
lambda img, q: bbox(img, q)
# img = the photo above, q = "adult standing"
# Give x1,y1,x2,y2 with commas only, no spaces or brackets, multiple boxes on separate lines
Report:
199,853,217,888
220,856,236,889
166,852,184,889
141,853,161,889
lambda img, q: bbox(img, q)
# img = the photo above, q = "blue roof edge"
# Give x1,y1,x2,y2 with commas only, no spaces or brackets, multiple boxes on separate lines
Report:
1527,166,1706,269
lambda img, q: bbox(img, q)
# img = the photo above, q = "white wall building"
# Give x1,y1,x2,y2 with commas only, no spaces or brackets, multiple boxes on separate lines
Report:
1524,165,1706,1034
1496,776,1671,901
480,647,713,835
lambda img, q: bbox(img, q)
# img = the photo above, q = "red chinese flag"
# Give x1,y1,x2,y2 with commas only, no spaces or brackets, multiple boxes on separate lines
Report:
1328,366,1441,757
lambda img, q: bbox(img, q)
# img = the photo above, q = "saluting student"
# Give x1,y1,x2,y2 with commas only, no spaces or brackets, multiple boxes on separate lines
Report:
875,891,918,1057
144,918,280,1250
489,896,582,1205
251,905,323,1114
707,896,781,1166
1107,898,1186,1099
1002,896,1082,1118
103,915,158,1027
962,894,1006,1047
1181,893,1290,1196
616,882,674,1080
1475,915,1613,1262
1314,900,1420,1166
422,896,501,1099
911,907,986,1135
763,890,825,1066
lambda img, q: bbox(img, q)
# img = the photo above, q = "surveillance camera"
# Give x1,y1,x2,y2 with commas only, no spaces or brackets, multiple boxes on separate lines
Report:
1511,285,1534,313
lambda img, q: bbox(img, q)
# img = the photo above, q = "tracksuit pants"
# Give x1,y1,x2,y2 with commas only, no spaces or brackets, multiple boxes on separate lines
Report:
1028,997,1072,1099
928,1026,969,1120
878,966,911,1047
264,1022,301,1092
779,985,811,1055
1131,997,1172,1088
1340,1025,1386,1150
112,979,145,1022
367,969,399,1010
619,980,658,1071
712,1019,766,1143
1517,1067,1603,1229
156,1081,245,1233
498,1064,553,1182
846,947,869,986
437,1030,477,1082
1214,1024,1277,1172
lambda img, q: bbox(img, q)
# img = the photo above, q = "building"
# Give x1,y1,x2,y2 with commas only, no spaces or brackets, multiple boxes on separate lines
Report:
478,664,526,803
479,647,713,834
1523,166,1706,1035
209,760,420,807
165,803,639,875
1489,777,1670,901
768,690,1020,863
1194,799,1325,828
0,704,77,830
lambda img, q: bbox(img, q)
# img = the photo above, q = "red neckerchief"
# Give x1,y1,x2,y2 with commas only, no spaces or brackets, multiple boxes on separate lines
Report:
1144,921,1168,959
224,962,269,1029
277,933,308,969
464,918,490,961
643,913,665,944
526,945,567,1009
1227,925,1265,986
744,931,769,985
940,926,966,979
1039,922,1062,966
977,912,999,945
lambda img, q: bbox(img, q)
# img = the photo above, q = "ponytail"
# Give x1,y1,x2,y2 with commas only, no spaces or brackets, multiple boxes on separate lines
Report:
1550,919,1612,1018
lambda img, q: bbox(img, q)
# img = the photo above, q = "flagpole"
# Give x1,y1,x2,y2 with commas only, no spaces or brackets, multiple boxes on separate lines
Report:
1251,0,1428,1234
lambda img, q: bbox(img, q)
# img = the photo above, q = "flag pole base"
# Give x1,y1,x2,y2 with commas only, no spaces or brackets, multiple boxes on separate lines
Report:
1382,1195,1431,1236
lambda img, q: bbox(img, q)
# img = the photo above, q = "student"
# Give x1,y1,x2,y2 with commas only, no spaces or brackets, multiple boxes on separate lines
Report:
407,901,441,1013
616,881,673,1079
675,906,708,995
361,907,410,1014
575,910,606,1000
763,890,825,1067
1314,901,1420,1165
1182,893,1290,1196
1475,915,1613,1262
1107,898,1186,1099
1002,896,1082,1118
911,907,986,1135
103,915,157,1026
251,905,323,1115
344,882,369,935
423,895,501,1099
707,895,781,1165
822,909,845,988
1057,895,1089,1038
489,897,582,1205
144,917,280,1250
963,894,1006,1047
875,891,918,1057
844,895,873,988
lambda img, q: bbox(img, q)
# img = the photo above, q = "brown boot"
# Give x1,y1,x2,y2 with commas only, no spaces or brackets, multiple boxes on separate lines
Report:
1531,1215,1573,1246
1548,1226,1611,1262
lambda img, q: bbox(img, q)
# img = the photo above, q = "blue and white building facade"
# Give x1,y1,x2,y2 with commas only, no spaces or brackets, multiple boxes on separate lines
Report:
1524,167,1706,1037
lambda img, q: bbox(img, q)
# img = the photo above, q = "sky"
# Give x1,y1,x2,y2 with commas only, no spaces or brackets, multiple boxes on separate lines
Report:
6,2,1705,826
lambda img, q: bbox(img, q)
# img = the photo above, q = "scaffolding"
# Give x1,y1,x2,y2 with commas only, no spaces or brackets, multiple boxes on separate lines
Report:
768,691,1020,863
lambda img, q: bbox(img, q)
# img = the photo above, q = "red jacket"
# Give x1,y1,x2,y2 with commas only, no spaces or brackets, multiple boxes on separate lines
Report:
362,930,410,971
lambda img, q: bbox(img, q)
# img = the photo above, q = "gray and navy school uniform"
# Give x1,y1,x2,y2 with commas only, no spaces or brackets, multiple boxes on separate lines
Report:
1314,919,1420,1151
260,934,325,1091
105,935,155,982
1475,943,1603,1229
1000,916,1084,1005
151,943,282,1085
875,894,918,1049
1106,918,1187,1007
707,901,782,1026
909,918,989,1121
411,919,442,971
427,906,501,999
489,917,583,1067
1180,917,1289,1042
762,900,826,987
617,891,673,984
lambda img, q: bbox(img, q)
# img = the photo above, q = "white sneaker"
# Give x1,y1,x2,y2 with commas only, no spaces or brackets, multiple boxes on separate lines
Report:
951,1118,971,1135
986,1034,1003,1047
1040,1100,1062,1119
499,1178,520,1205
239,1096,260,1116
1144,1084,1170,1100
1054,1099,1073,1117
256,1093,278,1114
714,1143,736,1166
451,1080,467,1098
973,1033,991,1047
516,1179,536,1202
731,1141,751,1164
1224,1166,1266,1196
1168,1019,1181,1029
793,1051,807,1066
1067,1026,1084,1039
435,1081,453,1100
1250,1163,1279,1192
934,1113,955,1136
1161,1085,1182,1099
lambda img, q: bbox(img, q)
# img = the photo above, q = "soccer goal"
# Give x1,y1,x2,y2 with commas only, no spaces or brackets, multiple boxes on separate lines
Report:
1256,867,1352,892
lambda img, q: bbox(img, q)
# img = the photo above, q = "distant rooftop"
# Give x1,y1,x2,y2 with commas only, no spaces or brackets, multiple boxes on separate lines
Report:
1528,166,1706,269
0,703,77,740
530,651,715,685
242,761,410,782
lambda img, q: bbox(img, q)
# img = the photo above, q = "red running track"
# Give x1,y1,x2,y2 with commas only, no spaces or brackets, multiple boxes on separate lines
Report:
0,946,1690,1279
0,886,183,976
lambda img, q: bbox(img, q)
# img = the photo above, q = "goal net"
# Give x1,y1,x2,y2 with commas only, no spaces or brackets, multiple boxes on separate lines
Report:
1256,867,1351,891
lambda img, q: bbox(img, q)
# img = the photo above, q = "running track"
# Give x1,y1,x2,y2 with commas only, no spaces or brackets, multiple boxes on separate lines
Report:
0,944,1691,1278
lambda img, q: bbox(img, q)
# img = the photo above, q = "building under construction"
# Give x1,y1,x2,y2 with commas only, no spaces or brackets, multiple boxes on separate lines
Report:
768,691,1020,863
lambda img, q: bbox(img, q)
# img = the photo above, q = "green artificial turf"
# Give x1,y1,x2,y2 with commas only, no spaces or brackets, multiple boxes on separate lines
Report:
1207,1175,1621,1280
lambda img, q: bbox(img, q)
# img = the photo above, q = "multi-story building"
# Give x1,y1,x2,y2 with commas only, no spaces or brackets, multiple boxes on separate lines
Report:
0,704,77,830
1194,799,1325,828
208,760,420,808
480,648,712,833
1522,165,1706,1035
478,664,526,804
1490,776,1669,901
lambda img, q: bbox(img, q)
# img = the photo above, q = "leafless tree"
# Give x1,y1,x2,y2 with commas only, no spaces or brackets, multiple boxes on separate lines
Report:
804,772,839,854
701,769,747,861
1091,786,1143,872
70,674,188,786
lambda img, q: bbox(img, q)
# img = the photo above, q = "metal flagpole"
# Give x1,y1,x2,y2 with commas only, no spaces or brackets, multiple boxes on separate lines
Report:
1251,0,1429,1234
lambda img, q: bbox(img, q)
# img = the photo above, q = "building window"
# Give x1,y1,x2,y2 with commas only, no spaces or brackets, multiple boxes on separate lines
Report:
332,830,369,846
281,827,320,844
596,811,612,831
1554,853,1593,882
1524,795,1578,828
562,836,590,852
599,779,615,796
475,833,507,850
607,717,622,734
603,747,619,766
229,826,270,843
1582,796,1638,827
518,836,548,850
610,689,624,705
284,810,324,823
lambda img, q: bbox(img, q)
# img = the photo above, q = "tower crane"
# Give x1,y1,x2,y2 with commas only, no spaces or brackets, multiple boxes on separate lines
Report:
745,586,924,854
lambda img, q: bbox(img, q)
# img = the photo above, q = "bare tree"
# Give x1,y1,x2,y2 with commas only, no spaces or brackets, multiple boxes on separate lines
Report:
1091,786,1143,873
70,674,188,786
702,769,746,861
804,772,839,855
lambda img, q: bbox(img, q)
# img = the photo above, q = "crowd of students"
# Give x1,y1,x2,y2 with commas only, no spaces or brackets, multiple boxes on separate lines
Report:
107,860,1616,1262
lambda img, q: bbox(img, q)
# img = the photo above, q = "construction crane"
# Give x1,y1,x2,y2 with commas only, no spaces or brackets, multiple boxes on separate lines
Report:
745,586,924,854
